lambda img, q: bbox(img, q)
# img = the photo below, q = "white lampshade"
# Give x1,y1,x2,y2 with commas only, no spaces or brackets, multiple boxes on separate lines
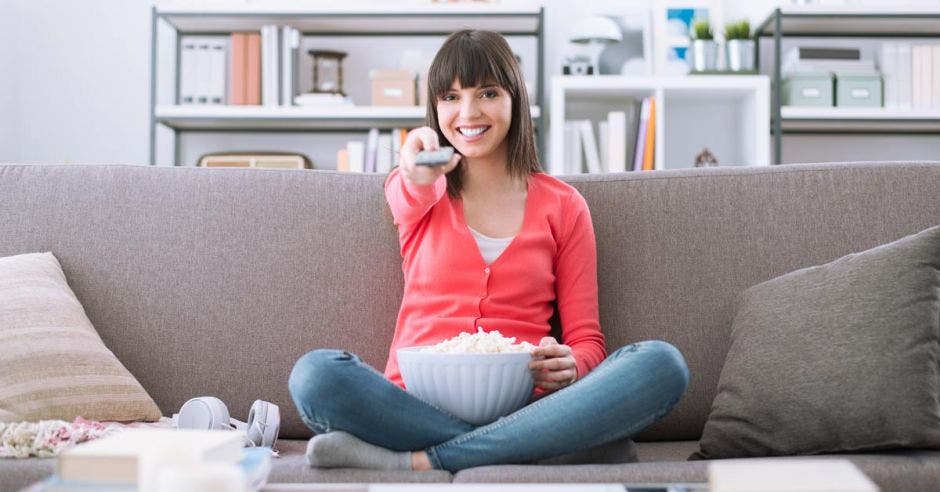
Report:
569,16,623,44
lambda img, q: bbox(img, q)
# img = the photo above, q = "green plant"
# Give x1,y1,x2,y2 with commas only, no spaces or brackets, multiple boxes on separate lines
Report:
724,20,752,40
691,19,714,40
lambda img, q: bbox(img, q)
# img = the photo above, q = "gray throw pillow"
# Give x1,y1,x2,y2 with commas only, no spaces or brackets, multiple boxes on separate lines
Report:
691,225,940,460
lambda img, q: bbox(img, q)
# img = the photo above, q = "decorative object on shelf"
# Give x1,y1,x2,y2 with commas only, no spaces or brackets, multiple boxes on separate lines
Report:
654,1,722,76
371,69,417,106
694,148,719,167
566,15,623,76
690,19,718,72
724,20,755,72
197,152,313,169
308,49,347,95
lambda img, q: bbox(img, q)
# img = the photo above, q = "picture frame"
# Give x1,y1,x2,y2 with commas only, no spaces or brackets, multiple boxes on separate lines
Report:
653,0,723,75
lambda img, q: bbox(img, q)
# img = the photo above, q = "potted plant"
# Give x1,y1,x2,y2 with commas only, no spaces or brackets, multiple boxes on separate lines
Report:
690,19,718,72
724,20,755,72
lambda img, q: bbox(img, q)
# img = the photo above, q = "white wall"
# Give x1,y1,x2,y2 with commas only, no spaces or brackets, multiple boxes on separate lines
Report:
0,0,151,165
1,0,938,166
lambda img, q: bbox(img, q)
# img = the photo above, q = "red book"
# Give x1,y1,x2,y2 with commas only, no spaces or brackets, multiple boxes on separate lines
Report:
245,32,261,105
229,33,246,105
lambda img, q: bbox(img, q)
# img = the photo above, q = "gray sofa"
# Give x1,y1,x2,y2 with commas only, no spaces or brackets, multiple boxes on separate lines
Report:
1,161,939,491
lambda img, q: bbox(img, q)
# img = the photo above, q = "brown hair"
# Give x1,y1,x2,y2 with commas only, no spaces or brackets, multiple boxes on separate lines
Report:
426,30,541,199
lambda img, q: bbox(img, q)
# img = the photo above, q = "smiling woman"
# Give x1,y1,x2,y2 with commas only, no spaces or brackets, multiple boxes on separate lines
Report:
287,29,690,474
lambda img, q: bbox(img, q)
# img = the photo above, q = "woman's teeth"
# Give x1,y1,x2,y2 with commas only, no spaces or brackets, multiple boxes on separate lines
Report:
459,127,488,137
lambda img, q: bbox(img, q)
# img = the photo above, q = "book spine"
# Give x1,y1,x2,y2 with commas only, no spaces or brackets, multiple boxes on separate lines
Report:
898,43,913,109
579,120,601,174
605,111,626,173
229,33,246,105
347,141,365,173
633,98,650,171
245,32,261,105
879,42,897,108
642,97,656,171
932,45,940,109
209,39,226,105
180,40,197,104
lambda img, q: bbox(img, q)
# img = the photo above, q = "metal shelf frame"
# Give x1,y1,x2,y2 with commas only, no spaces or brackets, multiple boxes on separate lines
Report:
755,8,940,164
148,6,546,166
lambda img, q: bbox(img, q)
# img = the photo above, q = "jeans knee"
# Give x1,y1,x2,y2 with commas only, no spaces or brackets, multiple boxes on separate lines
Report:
644,340,691,399
288,349,352,404
612,340,690,400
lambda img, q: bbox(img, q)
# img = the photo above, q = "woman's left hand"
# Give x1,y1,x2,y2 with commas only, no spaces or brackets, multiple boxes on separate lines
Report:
529,337,578,392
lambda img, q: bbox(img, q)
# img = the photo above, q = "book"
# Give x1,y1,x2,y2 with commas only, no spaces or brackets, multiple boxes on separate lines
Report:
229,33,247,105
597,120,609,172
280,26,300,106
377,133,393,173
42,446,270,492
898,43,913,108
336,148,350,172
563,121,582,174
208,39,226,105
196,42,211,104
642,97,657,171
709,459,877,492
179,40,197,104
245,32,261,105
578,120,601,174
347,141,365,173
633,98,651,171
605,111,627,173
365,128,380,173
261,25,279,107
57,429,243,485
932,45,940,109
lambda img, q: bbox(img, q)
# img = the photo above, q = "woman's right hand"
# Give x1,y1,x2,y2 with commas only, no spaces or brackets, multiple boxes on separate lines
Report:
398,126,462,186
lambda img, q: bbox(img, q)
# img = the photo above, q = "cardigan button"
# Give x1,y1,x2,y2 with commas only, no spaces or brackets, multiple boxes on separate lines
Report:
484,267,490,274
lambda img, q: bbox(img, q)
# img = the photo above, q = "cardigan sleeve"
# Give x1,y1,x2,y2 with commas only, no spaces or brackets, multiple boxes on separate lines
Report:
554,190,607,379
384,167,447,232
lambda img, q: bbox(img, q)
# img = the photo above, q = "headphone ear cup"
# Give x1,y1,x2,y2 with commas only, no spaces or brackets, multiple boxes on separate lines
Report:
245,400,280,448
176,396,231,430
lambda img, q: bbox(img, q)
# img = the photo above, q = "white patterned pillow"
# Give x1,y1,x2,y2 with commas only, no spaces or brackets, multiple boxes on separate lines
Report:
0,252,161,423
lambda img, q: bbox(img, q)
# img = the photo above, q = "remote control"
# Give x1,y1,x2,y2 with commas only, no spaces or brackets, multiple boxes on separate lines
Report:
415,146,455,167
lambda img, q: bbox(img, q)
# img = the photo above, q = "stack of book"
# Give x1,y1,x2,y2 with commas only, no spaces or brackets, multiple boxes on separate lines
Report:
37,429,271,491
338,128,408,173
562,96,657,174
880,42,940,109
179,25,301,107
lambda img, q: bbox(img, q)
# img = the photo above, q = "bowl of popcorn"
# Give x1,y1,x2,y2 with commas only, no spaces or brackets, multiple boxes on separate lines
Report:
397,328,536,425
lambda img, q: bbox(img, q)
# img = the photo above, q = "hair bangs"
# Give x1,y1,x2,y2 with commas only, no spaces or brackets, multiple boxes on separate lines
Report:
429,33,514,101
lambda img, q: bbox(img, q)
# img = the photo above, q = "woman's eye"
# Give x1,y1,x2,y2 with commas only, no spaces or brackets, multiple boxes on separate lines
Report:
482,90,498,98
441,94,456,102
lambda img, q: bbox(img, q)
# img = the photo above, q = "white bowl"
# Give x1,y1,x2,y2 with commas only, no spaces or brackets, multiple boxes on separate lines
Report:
397,347,534,425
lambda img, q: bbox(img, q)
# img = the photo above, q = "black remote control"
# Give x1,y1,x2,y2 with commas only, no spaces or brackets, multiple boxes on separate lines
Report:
415,147,455,167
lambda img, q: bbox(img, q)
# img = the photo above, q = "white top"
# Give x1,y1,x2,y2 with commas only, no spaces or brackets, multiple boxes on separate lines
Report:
467,226,514,265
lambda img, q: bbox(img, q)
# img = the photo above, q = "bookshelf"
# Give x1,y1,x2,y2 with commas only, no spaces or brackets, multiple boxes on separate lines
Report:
550,75,770,173
149,1,545,167
755,5,940,164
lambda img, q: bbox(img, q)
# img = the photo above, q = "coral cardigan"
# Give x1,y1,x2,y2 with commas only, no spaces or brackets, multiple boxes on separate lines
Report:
383,168,607,389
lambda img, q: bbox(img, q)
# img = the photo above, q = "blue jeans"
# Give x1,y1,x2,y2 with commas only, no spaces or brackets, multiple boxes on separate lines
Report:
288,340,689,473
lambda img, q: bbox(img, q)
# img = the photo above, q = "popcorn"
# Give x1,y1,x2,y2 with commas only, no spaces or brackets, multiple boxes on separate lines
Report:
422,327,536,354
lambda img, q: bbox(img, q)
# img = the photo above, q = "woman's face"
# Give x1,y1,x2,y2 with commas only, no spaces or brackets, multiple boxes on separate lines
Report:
436,79,512,161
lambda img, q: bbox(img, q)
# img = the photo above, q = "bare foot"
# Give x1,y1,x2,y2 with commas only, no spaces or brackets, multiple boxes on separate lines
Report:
411,450,433,471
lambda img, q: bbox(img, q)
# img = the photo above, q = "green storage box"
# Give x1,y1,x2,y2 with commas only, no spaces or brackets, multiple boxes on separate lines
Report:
782,72,833,107
835,71,883,107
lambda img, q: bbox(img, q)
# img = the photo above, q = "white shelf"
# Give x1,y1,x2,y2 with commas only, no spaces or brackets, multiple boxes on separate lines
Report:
155,1,542,34
781,106,940,132
551,75,770,173
156,105,541,131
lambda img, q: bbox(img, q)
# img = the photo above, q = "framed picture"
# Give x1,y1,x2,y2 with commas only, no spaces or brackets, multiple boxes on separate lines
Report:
653,0,723,75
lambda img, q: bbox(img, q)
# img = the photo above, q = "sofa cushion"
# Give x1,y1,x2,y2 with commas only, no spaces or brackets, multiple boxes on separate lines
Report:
692,225,940,460
0,252,161,422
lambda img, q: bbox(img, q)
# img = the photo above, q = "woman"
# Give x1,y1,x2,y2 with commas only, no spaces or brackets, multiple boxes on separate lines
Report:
288,29,689,473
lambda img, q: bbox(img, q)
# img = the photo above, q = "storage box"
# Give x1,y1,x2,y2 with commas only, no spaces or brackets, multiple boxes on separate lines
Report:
782,72,833,106
835,71,883,107
371,69,417,106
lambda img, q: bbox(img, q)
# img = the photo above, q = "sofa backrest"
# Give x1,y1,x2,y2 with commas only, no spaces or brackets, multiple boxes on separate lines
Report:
1,162,938,441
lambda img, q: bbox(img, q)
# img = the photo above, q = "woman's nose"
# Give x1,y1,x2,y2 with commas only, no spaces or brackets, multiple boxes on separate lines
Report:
459,98,481,119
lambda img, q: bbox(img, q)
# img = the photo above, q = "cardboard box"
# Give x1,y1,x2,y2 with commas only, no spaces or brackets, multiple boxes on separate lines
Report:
371,69,417,106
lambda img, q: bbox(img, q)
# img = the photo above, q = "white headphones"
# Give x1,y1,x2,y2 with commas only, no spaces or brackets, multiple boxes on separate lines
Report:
172,396,280,450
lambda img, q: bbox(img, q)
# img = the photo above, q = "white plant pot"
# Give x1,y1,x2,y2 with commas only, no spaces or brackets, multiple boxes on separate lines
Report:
691,39,719,72
726,39,756,72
